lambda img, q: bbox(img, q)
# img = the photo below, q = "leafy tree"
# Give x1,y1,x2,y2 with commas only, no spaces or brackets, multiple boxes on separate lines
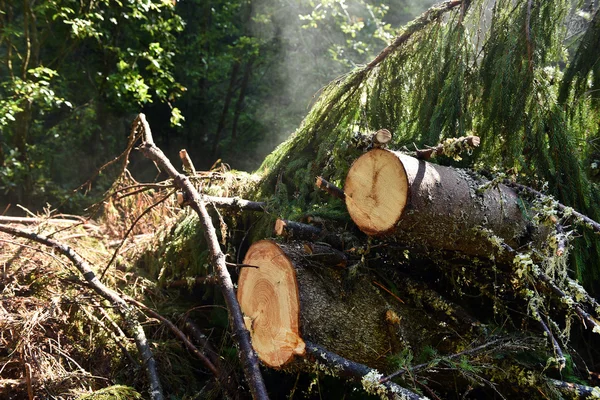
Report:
0,0,184,208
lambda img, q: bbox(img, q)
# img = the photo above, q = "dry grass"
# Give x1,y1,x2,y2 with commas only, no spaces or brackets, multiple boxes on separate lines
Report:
0,192,183,399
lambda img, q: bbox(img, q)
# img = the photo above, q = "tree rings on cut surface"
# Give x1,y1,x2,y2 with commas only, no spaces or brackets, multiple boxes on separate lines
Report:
344,148,409,235
237,240,305,368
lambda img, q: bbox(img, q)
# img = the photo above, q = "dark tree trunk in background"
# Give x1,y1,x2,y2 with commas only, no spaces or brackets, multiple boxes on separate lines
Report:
231,60,253,140
211,61,240,158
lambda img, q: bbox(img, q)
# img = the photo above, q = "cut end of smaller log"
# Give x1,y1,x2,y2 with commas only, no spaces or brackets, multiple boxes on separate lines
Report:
274,219,287,236
344,149,409,235
373,129,393,146
238,240,305,368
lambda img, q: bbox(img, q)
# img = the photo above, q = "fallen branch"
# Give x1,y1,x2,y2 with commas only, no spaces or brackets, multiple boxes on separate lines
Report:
0,224,164,400
179,149,197,176
371,129,393,149
533,310,566,370
204,195,266,212
499,241,600,334
274,218,322,240
304,341,426,400
133,113,269,400
80,305,137,366
315,176,345,200
415,136,480,160
380,338,504,384
100,189,175,281
548,378,600,399
121,295,243,399
505,181,600,234
165,276,218,288
0,216,99,232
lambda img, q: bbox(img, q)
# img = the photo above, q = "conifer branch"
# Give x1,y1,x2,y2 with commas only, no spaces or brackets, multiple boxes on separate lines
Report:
364,0,462,73
505,181,600,233
415,135,480,160
307,0,463,135
304,341,426,400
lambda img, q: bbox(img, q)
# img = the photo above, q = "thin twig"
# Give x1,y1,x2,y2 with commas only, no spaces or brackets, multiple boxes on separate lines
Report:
99,189,175,281
533,310,565,370
123,296,220,378
381,339,505,383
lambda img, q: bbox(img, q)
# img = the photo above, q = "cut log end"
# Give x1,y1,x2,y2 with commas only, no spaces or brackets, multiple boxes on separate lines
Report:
237,240,305,368
344,149,409,235
373,129,393,146
274,219,287,236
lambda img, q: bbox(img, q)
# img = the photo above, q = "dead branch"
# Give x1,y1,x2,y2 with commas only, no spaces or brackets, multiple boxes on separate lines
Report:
304,341,426,400
165,276,218,288
123,297,219,377
505,180,600,233
533,310,566,370
315,176,345,200
381,338,505,384
133,113,269,400
0,224,165,400
549,378,600,399
0,216,99,232
100,189,175,281
204,195,266,212
80,305,137,366
179,149,197,176
371,129,393,148
500,241,600,334
274,218,322,240
415,136,480,160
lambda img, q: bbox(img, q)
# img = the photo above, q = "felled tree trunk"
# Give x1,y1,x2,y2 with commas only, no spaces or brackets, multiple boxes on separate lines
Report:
237,240,436,370
344,149,537,259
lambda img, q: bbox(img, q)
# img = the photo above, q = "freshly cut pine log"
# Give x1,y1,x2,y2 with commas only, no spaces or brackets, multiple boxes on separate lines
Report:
237,240,434,369
344,149,534,258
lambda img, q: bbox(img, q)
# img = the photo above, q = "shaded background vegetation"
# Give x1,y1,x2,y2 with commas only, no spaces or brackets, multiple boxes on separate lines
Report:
0,0,436,210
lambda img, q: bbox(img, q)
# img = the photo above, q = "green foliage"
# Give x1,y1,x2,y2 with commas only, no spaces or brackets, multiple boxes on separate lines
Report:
76,385,143,400
0,0,184,208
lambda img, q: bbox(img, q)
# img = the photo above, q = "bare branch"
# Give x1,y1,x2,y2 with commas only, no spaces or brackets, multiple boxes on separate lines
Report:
304,341,426,400
315,176,346,200
133,113,269,400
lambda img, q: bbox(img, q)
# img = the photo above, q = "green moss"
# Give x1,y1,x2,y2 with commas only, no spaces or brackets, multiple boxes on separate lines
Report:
76,385,143,400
